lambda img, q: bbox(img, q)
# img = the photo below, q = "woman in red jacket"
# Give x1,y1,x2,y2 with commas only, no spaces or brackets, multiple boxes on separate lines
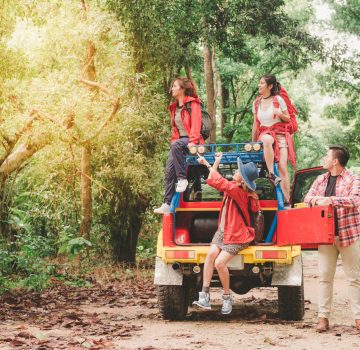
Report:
193,152,260,315
154,77,203,214
251,74,293,208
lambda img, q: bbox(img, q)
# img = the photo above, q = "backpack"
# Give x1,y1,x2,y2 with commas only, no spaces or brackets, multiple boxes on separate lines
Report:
250,210,265,243
185,101,212,140
254,87,298,134
233,200,265,243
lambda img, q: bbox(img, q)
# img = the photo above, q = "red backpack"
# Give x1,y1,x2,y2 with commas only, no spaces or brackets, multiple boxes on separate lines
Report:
254,87,298,134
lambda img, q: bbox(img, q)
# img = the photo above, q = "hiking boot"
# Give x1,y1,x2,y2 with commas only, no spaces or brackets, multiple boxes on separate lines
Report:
192,292,211,310
315,317,329,332
221,294,232,315
176,179,188,192
268,172,281,186
153,203,170,215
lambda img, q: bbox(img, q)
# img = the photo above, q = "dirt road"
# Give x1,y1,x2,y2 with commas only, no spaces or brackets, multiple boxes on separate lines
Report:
0,252,359,349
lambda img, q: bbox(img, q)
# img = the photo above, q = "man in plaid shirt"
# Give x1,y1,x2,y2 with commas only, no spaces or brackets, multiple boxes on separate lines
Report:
304,145,360,332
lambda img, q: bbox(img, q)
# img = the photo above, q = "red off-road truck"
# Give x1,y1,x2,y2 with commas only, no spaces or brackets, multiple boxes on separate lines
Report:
154,143,333,320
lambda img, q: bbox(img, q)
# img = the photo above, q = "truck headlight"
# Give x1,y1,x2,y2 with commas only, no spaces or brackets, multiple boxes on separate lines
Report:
244,143,252,151
253,143,261,151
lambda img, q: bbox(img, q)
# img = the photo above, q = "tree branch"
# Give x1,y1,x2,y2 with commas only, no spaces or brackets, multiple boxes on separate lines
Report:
78,78,117,103
85,97,121,142
33,109,79,143
0,140,49,178
0,110,40,165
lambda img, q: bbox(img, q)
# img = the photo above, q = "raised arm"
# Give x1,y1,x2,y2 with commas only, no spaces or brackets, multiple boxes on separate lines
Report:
197,152,222,180
197,153,247,203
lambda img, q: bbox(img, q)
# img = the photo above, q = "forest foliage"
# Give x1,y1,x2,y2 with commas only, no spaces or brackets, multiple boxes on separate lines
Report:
0,0,359,291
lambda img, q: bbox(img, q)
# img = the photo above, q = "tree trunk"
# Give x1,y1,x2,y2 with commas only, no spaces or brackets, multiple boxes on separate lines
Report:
219,76,229,138
185,65,192,79
110,195,149,263
133,32,145,75
79,141,92,240
79,28,96,238
203,42,216,143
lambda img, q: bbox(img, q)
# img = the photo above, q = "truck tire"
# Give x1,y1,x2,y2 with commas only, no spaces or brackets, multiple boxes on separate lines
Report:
158,285,189,320
278,278,304,321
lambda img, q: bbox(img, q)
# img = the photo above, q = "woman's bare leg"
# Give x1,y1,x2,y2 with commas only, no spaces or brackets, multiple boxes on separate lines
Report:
278,147,290,202
202,244,221,288
260,134,275,174
214,251,235,294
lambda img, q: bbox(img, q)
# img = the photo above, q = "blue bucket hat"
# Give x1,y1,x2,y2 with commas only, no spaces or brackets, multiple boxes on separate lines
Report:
237,157,259,191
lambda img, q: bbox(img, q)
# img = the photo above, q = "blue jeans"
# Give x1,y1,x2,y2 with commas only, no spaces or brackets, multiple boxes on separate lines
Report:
164,137,189,205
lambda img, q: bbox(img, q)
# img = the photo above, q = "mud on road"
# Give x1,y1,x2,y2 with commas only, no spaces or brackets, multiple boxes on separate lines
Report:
0,253,359,350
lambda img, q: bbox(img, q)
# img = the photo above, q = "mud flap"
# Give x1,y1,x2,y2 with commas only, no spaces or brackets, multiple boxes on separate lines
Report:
154,257,183,286
271,255,303,287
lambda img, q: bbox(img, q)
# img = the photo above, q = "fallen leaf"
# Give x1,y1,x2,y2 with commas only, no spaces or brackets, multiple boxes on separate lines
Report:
16,331,35,339
34,331,47,340
10,338,27,347
263,337,276,346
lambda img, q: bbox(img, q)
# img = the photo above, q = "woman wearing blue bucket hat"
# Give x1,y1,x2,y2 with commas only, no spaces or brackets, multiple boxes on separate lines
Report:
193,152,260,315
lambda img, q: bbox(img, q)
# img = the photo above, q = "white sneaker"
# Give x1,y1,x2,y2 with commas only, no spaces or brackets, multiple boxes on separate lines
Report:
154,203,170,215
192,292,211,310
176,179,188,192
221,294,232,315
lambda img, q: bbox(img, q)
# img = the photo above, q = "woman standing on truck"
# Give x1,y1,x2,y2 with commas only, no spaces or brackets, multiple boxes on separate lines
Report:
154,77,203,215
251,74,294,208
193,152,260,314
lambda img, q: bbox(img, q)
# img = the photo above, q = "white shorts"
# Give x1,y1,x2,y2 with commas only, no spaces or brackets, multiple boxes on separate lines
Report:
276,134,288,148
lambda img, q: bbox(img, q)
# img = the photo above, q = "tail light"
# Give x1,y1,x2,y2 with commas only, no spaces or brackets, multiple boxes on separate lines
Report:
255,250,287,259
165,250,195,259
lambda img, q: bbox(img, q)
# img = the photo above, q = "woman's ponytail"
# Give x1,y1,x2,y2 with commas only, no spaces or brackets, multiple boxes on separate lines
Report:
272,81,281,95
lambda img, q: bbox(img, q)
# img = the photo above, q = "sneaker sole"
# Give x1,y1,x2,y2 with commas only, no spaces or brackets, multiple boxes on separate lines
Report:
221,310,232,315
192,302,211,310
153,210,170,215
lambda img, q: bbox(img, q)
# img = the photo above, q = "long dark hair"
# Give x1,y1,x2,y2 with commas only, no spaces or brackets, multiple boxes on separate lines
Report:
261,74,281,96
173,77,198,98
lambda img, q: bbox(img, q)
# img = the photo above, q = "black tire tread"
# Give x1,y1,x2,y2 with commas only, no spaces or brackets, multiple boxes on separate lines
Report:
158,285,188,321
278,279,305,321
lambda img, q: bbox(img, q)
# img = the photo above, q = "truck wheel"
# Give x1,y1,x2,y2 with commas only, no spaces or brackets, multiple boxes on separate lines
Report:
278,278,304,321
158,285,189,320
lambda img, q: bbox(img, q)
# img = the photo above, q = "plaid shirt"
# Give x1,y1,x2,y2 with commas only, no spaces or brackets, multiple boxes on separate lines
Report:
304,168,360,247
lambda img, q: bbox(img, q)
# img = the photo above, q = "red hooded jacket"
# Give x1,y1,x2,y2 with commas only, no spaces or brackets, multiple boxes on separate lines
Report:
207,171,260,244
169,96,204,146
